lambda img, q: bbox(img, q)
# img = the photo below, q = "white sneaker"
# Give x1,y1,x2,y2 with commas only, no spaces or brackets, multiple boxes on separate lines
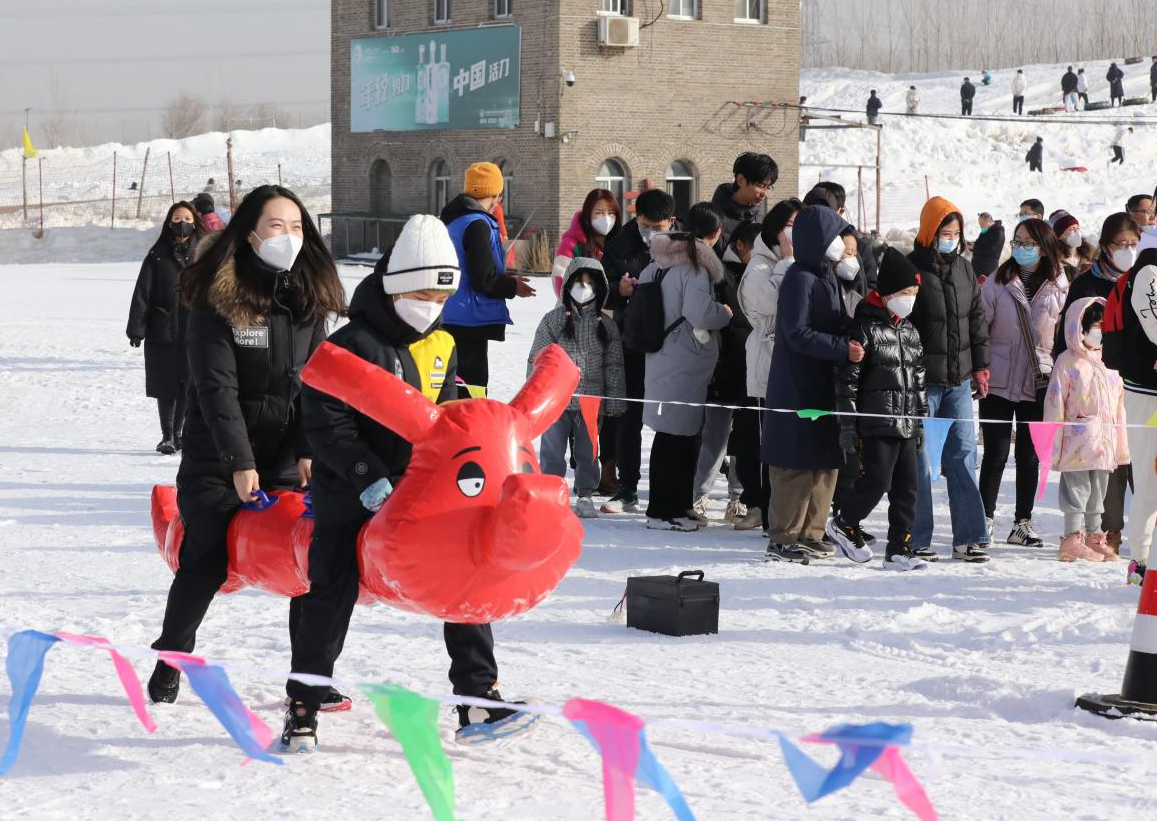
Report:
646,517,702,532
691,495,710,522
574,496,598,519
986,517,994,540
824,516,874,563
1007,518,1043,547
883,549,929,572
724,500,748,523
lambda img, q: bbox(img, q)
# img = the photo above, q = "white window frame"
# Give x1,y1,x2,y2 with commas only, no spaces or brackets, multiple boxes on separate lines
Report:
667,0,696,20
496,159,513,215
599,0,625,15
434,0,452,25
374,0,389,29
596,159,629,215
431,161,451,215
494,0,513,19
734,0,764,24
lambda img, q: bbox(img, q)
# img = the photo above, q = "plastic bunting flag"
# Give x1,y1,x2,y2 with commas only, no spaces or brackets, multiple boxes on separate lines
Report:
1028,421,1062,501
579,395,602,456
1147,408,1157,426
564,698,696,821
362,683,458,821
1,630,157,776
778,722,937,820
922,418,953,481
156,652,281,765
796,408,833,421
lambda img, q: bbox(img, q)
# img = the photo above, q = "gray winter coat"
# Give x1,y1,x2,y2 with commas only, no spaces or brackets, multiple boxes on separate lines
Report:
639,235,732,436
529,257,627,416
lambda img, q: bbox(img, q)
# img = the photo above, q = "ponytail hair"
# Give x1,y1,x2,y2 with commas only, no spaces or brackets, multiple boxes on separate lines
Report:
672,201,725,272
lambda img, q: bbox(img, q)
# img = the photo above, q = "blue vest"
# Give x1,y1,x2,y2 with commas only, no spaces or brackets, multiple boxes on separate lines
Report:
442,211,512,328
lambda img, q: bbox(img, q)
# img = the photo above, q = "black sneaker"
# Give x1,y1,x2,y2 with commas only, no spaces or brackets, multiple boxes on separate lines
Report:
910,545,939,562
455,688,539,745
1007,519,1044,547
860,528,878,546
765,542,811,564
601,488,639,514
280,700,318,754
884,537,928,572
155,439,177,456
798,537,836,559
147,660,180,704
320,687,352,713
952,543,991,563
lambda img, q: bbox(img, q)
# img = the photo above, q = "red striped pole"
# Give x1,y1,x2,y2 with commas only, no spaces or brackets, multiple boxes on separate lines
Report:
1077,568,1157,718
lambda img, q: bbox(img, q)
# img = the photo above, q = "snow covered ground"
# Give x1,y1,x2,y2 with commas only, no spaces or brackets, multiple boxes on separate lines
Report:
3,261,1157,820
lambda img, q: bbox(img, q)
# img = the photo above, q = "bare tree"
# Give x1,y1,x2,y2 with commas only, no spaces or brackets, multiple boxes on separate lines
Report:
212,98,237,133
40,71,75,148
161,94,207,139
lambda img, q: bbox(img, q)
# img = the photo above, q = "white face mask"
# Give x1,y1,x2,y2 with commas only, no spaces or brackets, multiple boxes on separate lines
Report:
824,235,846,262
1144,225,1157,236
1112,246,1138,272
887,294,917,319
570,281,596,305
252,231,303,271
1085,328,1103,349
1064,231,1083,248
394,297,445,333
638,227,657,246
836,256,860,281
591,215,616,236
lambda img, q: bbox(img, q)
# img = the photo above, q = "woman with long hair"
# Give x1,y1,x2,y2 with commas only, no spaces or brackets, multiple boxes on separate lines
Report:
979,215,1068,547
552,188,622,299
127,201,204,454
639,202,733,531
147,185,347,705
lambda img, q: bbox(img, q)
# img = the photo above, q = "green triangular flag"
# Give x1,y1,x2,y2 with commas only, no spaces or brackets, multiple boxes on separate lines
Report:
796,408,833,421
361,683,458,821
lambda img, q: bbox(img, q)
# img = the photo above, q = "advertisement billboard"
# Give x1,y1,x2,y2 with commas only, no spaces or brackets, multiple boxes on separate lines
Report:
350,26,521,132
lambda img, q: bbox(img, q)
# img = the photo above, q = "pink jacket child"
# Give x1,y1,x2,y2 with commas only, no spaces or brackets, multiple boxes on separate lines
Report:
1044,297,1130,561
552,211,594,300
1044,297,1130,472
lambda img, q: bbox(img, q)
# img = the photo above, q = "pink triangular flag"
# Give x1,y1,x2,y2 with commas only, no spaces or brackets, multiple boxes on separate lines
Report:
870,747,939,821
53,632,157,734
1028,422,1062,501
563,698,644,821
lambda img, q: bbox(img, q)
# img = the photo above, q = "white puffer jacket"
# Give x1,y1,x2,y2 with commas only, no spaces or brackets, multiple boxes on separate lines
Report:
1013,73,1028,96
737,235,794,399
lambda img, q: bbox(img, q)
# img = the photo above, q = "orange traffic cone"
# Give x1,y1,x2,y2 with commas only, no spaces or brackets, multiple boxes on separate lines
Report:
1077,568,1157,719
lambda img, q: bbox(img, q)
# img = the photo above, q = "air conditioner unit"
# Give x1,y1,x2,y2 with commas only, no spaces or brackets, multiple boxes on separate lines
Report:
598,15,639,48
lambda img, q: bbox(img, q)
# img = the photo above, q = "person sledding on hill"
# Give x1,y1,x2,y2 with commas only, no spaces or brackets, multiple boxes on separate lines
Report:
829,248,929,571
1026,137,1044,174
283,215,536,752
147,186,345,705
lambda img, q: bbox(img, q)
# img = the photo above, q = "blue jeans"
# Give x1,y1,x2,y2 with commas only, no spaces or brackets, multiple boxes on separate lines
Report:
540,410,599,497
913,378,989,549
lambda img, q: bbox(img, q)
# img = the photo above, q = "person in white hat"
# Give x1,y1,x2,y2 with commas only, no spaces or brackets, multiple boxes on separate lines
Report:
282,214,535,751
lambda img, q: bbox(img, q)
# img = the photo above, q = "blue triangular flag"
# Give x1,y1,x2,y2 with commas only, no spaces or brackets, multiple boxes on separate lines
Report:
922,418,953,482
1,631,61,776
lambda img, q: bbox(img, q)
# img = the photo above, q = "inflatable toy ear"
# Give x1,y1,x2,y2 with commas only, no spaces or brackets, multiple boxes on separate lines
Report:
301,342,443,443
510,345,583,438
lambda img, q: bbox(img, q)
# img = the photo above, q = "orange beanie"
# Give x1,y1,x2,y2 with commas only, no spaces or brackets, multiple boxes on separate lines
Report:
464,162,504,199
916,195,962,248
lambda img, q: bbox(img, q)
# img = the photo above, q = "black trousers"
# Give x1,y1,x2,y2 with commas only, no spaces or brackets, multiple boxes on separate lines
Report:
152,476,242,655
1112,145,1125,165
157,393,188,441
615,349,646,491
1103,463,1134,533
1029,160,1042,173
646,431,697,519
1013,96,1024,114
286,516,498,710
832,447,861,518
979,390,1044,522
600,416,618,463
962,100,973,115
838,436,919,547
1152,84,1157,103
731,400,769,522
450,334,489,398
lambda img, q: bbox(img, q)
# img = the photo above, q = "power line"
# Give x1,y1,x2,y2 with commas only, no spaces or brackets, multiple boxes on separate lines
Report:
0,3,319,18
0,50,328,67
0,100,328,115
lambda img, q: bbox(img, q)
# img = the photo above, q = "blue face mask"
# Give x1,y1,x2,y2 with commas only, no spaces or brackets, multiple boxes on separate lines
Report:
936,238,958,255
1011,245,1040,267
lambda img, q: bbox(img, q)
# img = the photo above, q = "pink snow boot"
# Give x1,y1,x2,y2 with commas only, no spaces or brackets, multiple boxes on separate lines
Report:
1085,532,1119,562
1059,532,1104,563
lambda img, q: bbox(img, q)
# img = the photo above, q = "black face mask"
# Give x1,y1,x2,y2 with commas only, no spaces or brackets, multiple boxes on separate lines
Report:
171,221,195,239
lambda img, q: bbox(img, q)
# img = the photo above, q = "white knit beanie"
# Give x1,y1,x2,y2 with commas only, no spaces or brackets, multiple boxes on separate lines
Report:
382,214,461,294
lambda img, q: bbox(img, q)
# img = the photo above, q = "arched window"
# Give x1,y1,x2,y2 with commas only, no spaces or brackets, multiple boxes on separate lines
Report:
369,158,391,214
596,158,628,214
430,159,450,215
665,160,696,222
495,158,513,215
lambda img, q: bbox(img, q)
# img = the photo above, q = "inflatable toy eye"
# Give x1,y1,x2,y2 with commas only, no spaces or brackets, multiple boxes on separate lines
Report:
520,461,534,474
456,461,486,497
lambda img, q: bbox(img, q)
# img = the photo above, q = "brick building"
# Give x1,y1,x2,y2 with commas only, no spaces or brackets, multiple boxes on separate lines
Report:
330,1,800,253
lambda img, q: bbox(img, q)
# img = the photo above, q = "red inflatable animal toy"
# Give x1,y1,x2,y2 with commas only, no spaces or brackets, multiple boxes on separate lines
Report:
149,343,584,623
300,341,585,623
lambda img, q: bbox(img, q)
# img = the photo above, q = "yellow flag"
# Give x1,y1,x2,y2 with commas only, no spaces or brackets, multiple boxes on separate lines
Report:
22,128,36,158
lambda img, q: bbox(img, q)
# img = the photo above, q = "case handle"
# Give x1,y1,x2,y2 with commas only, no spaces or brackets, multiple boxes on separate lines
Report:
240,490,278,512
675,570,705,583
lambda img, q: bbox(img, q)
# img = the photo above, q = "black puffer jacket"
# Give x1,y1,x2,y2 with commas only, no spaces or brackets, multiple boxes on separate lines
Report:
836,297,927,439
126,237,195,398
711,182,762,251
303,273,459,525
178,251,326,488
908,244,989,387
970,221,1005,278
602,219,652,321
710,248,753,402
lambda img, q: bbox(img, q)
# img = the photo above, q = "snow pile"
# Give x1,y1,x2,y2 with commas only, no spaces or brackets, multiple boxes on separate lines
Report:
1,262,1155,819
